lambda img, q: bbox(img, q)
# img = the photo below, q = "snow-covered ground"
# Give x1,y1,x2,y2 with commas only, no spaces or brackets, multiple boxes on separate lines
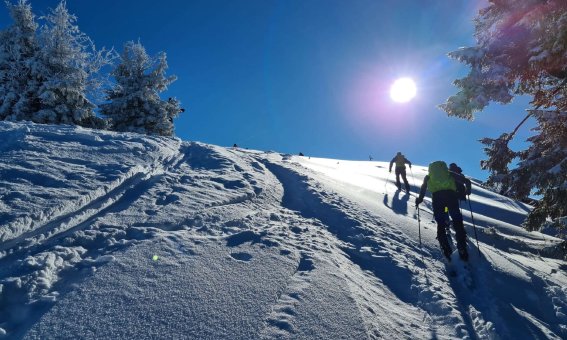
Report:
0,121,565,339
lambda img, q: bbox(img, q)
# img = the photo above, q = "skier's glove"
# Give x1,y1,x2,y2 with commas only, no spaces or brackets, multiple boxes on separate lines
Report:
415,197,423,206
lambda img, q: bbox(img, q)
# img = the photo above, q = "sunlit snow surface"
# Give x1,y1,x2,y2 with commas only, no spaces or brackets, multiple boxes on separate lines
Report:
0,121,565,339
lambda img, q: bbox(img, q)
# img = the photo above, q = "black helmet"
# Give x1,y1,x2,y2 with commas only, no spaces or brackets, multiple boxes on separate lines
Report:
449,163,462,174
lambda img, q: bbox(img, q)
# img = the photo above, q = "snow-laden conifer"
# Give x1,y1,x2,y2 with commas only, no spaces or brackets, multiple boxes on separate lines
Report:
0,0,42,121
440,0,567,236
34,0,111,126
100,41,182,136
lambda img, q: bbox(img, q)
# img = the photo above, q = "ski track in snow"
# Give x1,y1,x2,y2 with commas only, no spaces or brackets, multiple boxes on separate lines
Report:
0,124,273,336
260,159,473,339
280,156,567,339
0,122,566,339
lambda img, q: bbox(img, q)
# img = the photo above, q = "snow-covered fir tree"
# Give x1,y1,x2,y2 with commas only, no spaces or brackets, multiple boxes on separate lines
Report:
100,41,182,136
0,0,43,121
440,0,567,236
33,1,111,126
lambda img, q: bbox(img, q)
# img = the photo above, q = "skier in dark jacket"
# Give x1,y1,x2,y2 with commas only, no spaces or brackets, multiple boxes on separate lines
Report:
442,163,473,231
389,152,412,192
449,163,472,201
415,161,469,261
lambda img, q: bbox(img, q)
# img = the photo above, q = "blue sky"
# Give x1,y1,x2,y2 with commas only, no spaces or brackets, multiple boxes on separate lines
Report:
1,0,536,181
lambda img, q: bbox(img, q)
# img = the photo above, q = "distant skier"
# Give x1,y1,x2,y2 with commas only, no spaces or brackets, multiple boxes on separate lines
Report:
389,152,412,192
415,161,469,261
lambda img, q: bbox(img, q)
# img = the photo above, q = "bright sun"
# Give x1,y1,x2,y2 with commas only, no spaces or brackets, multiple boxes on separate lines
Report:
390,77,417,103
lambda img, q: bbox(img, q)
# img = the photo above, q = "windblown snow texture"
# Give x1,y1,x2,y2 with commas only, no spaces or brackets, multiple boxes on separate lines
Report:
0,121,565,339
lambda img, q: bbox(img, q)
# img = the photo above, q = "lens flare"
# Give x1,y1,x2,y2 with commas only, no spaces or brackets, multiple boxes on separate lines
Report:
390,78,417,103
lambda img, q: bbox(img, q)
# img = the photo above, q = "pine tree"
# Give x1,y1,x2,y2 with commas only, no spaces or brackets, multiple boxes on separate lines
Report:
34,0,111,126
440,1,567,236
0,0,42,121
100,41,182,136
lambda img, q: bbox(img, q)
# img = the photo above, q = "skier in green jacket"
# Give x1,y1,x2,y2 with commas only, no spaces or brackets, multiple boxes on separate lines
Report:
415,161,469,261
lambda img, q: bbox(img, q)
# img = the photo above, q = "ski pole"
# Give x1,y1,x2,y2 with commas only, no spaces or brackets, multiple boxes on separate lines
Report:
417,205,422,247
410,167,417,190
384,170,391,193
467,195,481,256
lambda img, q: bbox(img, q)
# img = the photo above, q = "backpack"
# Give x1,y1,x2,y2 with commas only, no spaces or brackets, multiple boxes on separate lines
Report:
427,161,456,193
394,154,406,167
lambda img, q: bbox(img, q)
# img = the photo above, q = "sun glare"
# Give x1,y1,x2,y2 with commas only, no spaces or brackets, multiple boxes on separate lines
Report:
390,77,417,103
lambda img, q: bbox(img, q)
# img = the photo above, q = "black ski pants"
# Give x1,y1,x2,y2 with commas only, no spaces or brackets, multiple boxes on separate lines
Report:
394,166,410,191
432,190,467,257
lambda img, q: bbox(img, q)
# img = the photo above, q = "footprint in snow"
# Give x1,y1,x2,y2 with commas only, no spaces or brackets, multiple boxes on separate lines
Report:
226,230,279,248
230,252,253,262
156,194,179,206
290,226,303,234
297,253,315,272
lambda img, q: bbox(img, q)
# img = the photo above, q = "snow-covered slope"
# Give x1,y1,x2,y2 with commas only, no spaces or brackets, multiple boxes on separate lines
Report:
0,121,565,339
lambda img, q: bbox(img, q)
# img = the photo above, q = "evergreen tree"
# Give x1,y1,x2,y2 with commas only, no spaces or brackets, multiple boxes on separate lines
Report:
34,0,111,126
100,41,182,136
440,1,567,236
0,0,42,121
